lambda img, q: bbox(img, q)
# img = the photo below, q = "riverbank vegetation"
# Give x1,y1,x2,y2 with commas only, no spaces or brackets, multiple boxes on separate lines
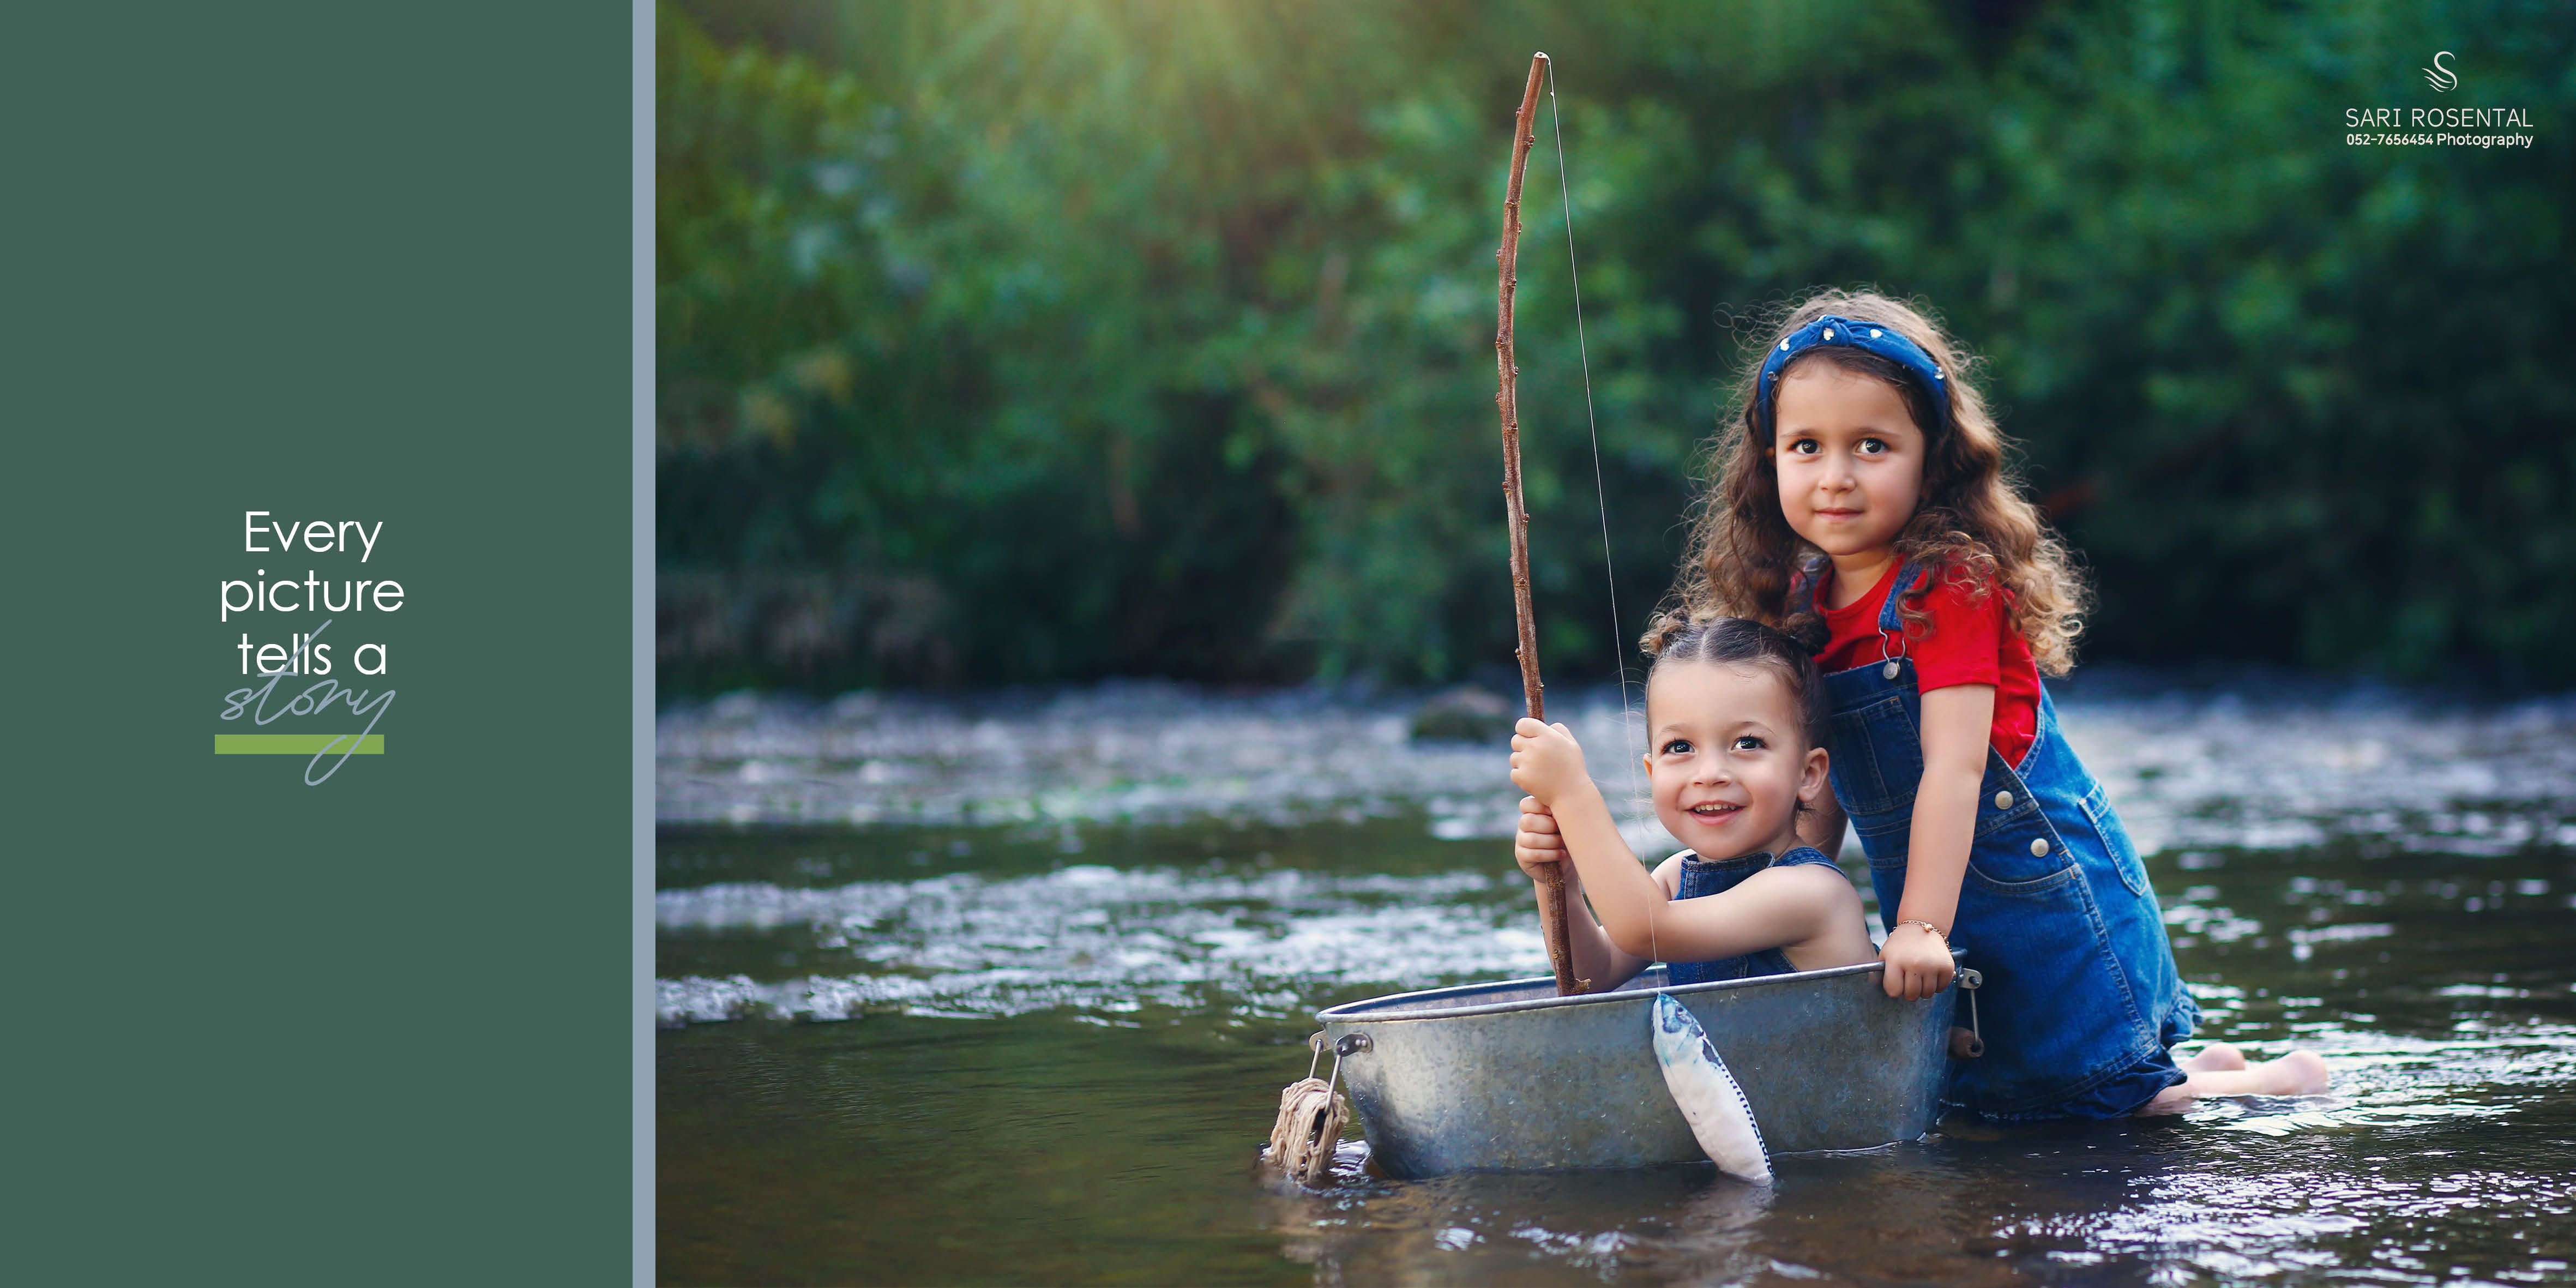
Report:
658,0,2573,694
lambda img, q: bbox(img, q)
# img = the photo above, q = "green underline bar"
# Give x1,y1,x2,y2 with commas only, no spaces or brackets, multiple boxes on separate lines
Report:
213,735,386,755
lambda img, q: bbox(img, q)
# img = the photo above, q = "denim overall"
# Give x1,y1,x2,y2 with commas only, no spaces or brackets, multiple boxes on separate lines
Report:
1664,846,1840,984
1818,562,2197,1118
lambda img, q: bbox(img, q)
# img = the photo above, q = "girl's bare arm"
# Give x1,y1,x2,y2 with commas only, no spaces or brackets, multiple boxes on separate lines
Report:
1545,801,1865,965
1620,861,1871,967
1755,863,1875,970
1885,683,1993,1000
1509,719,1687,962
1514,798,1651,988
1515,765,1672,960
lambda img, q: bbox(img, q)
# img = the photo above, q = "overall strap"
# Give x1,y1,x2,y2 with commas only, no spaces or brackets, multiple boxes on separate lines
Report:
1875,561,1932,660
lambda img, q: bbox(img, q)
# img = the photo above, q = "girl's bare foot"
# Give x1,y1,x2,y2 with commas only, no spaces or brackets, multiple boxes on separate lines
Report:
2136,1046,2330,1114
2266,1049,2330,1095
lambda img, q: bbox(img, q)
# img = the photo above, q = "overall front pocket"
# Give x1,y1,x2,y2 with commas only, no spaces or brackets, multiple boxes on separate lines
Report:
1824,694,1922,816
2079,782,2153,898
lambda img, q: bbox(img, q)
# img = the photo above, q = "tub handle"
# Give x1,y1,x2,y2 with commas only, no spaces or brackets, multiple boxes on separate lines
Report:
1305,1031,1363,1104
1949,968,1984,1059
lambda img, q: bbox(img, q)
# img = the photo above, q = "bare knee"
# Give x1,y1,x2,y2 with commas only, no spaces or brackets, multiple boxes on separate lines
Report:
2179,1042,2247,1072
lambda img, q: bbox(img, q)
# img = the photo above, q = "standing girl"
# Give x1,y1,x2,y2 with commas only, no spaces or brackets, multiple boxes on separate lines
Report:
1669,288,2325,1117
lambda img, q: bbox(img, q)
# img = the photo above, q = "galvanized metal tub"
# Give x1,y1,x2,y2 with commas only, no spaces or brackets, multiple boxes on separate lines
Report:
1314,961,1956,1177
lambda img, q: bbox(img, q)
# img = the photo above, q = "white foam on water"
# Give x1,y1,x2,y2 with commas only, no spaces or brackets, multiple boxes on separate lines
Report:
657,864,1542,1024
660,684,2576,857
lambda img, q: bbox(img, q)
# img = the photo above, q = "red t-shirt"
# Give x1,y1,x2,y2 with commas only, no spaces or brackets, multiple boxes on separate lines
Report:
1813,562,2042,768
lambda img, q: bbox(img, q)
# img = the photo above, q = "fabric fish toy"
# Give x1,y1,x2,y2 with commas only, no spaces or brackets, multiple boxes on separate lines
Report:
1651,992,1771,1184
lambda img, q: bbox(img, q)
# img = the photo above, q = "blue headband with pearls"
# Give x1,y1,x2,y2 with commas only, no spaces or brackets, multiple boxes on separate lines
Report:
1753,314,1952,443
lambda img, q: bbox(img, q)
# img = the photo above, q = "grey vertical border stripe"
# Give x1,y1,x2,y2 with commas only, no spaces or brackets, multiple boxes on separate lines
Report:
632,0,656,1280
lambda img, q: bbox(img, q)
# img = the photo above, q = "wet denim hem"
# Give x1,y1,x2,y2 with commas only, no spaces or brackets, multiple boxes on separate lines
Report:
1955,1003,2195,1121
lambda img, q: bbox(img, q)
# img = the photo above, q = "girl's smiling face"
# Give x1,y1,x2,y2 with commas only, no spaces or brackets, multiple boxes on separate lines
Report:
1772,362,1927,567
1644,660,1828,858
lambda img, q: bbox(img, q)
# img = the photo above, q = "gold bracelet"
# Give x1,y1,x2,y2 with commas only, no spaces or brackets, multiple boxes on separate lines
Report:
1895,918,1948,944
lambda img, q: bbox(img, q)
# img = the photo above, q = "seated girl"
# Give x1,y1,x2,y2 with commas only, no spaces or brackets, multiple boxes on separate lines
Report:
1510,616,1876,986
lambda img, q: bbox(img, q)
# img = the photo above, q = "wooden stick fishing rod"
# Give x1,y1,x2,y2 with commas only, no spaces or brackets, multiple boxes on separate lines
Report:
1495,52,1585,997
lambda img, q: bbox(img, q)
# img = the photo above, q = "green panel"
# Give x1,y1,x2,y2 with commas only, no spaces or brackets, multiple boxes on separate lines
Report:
8,1,634,1283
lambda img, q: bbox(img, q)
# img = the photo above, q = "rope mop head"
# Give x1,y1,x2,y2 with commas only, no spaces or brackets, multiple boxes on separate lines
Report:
1266,1032,1349,1187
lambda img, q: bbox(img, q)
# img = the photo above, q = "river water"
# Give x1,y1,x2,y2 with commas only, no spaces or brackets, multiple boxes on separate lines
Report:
657,679,2576,1285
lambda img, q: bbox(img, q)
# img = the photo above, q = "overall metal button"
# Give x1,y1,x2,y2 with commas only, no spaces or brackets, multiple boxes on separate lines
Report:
1882,661,1899,679
1994,791,2013,810
2030,837,2051,858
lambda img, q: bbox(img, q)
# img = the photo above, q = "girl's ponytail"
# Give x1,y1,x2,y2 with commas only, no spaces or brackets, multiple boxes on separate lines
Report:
1638,611,1695,659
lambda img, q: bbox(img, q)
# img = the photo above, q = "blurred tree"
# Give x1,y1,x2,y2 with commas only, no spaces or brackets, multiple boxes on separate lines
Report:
658,0,2575,694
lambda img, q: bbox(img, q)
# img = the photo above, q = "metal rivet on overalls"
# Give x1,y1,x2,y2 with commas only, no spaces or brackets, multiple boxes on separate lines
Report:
2030,837,2051,858
1994,791,2013,810
1881,661,1899,679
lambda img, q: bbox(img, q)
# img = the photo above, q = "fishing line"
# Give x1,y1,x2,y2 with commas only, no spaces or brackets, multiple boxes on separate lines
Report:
1544,62,1656,962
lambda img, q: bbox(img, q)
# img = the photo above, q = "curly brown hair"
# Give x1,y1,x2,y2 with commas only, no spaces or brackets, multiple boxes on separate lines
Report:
1648,288,2088,675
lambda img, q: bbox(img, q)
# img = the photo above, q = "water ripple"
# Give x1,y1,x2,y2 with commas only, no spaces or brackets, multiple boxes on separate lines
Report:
657,864,1541,1023
658,684,2576,859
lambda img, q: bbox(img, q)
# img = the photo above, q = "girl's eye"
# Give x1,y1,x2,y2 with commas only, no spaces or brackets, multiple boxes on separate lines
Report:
1857,437,1889,455
1662,739,1692,756
1785,438,1819,455
1732,735,1765,751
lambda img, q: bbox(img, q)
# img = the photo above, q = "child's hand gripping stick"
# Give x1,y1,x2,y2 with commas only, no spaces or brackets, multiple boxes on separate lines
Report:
1508,717,1594,807
1512,796,1566,882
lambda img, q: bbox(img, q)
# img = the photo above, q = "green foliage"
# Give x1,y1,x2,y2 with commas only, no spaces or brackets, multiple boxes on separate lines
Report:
659,0,2576,692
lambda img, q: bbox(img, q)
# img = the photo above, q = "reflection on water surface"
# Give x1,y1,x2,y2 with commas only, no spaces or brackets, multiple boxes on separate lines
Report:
659,683,2576,1285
